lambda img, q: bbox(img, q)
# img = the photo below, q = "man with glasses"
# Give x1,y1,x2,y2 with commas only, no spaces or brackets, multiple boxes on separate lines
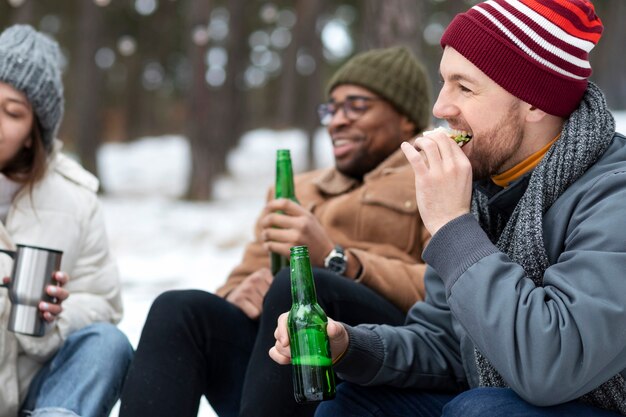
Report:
120,46,432,417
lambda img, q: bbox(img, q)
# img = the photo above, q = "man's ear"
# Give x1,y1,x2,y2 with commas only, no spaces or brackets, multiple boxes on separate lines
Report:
400,116,416,138
525,105,549,123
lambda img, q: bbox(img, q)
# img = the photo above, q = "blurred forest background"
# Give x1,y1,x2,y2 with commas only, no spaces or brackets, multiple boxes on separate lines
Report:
1,0,624,200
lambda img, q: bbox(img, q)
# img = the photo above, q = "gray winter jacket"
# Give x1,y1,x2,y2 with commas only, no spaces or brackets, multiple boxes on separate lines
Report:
335,132,626,407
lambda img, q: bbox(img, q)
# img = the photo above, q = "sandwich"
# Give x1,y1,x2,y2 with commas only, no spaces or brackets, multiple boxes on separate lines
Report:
422,126,472,147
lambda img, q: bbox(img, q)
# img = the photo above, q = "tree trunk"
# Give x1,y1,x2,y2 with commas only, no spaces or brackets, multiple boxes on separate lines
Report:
275,4,300,128
185,0,214,200
592,2,626,109
223,0,248,153
185,0,250,200
300,0,327,170
9,0,35,23
72,0,103,176
360,0,425,56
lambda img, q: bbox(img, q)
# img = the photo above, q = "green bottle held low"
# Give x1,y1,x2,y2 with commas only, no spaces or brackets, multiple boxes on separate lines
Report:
287,245,336,403
270,149,299,275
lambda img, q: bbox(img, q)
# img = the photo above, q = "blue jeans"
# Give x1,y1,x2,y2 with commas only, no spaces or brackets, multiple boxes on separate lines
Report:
20,322,134,417
315,383,623,417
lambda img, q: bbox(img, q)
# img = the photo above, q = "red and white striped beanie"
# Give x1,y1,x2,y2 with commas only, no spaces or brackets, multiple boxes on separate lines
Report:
441,0,603,117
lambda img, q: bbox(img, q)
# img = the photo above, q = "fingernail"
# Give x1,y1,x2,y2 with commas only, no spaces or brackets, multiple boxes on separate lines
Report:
40,302,49,310
48,286,57,295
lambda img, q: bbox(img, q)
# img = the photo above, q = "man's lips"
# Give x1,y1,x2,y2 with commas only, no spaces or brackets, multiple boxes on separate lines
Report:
332,138,357,158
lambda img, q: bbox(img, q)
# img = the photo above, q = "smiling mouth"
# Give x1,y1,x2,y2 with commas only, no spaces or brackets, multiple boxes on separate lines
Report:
332,138,352,147
331,137,359,159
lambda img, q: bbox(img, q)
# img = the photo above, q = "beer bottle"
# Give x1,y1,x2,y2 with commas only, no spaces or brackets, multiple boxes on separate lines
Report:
287,245,336,403
270,149,298,275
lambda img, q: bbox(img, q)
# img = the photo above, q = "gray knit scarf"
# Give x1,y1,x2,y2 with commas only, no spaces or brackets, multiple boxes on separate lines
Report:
471,82,626,414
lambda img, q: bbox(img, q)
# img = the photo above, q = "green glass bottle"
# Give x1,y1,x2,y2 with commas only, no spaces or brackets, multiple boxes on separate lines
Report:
270,149,298,275
287,245,336,403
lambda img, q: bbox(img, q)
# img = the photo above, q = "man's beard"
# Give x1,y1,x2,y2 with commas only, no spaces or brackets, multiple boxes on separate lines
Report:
335,145,387,180
468,104,524,180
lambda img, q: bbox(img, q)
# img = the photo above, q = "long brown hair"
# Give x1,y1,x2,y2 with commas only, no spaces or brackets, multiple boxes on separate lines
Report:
2,118,49,189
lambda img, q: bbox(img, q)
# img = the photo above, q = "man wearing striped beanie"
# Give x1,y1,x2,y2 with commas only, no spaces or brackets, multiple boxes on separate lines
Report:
271,1,626,416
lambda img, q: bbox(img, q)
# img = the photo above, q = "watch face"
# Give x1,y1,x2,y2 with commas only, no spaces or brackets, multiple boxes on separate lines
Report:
328,256,347,275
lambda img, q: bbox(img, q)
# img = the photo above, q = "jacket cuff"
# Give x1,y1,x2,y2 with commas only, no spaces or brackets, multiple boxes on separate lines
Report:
334,325,385,385
347,248,366,282
423,213,498,295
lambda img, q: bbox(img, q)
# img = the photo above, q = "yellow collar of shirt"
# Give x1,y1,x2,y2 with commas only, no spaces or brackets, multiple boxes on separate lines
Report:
491,134,561,188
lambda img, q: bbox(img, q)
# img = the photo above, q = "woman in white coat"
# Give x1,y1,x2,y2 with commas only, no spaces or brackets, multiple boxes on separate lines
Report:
0,25,133,417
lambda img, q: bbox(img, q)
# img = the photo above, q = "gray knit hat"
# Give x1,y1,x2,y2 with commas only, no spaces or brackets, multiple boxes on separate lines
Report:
0,24,64,152
326,46,431,132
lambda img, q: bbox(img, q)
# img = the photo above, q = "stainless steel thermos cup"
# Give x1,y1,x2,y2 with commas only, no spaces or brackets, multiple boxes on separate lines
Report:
0,244,63,337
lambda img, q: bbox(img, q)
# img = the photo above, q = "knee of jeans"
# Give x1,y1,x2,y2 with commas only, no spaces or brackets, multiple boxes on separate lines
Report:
77,323,133,364
314,401,332,417
152,289,198,311
151,289,219,318
443,388,510,417
309,268,339,298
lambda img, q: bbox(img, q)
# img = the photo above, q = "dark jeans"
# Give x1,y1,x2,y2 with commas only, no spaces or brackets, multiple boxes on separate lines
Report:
119,267,405,417
315,384,622,417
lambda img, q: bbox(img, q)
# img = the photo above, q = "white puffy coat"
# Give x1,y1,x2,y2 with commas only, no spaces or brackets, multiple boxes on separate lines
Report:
0,149,123,416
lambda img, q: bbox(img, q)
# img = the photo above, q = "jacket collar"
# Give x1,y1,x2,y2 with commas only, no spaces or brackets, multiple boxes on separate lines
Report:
475,172,532,217
313,148,408,196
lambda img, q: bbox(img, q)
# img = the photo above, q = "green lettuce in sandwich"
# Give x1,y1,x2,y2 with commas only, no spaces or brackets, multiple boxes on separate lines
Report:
422,126,472,147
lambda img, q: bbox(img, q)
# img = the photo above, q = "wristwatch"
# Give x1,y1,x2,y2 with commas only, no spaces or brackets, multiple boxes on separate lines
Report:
324,244,347,275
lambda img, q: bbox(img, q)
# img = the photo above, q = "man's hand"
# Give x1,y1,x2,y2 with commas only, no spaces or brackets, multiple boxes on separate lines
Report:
225,268,273,319
260,199,334,267
269,312,349,365
40,271,70,322
401,131,473,236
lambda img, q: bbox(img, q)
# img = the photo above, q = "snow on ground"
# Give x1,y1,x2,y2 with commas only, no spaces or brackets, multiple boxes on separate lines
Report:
100,128,332,417
101,112,625,417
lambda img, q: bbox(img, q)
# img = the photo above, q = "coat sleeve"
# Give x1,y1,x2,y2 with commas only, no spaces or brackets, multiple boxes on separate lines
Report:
425,171,626,406
333,266,467,391
55,197,123,334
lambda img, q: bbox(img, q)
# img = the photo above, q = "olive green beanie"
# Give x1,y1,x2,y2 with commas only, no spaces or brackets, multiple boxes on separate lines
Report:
326,46,431,132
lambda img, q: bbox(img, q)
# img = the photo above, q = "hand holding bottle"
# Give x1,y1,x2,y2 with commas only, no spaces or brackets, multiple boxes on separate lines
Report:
260,199,335,267
269,311,349,366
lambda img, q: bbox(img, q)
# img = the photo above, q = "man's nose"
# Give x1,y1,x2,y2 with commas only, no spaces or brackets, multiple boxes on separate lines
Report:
432,89,458,120
327,106,351,130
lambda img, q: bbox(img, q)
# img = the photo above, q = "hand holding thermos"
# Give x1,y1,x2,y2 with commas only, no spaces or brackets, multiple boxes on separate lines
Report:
1,244,69,336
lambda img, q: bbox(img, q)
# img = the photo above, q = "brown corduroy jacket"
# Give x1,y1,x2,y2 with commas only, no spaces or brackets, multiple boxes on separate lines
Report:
215,149,429,312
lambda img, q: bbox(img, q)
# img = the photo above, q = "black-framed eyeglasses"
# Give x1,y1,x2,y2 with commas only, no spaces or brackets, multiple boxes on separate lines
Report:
317,95,381,126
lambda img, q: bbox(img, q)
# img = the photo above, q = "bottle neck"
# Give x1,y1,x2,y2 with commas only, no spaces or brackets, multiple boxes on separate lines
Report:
290,253,317,305
275,159,296,200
